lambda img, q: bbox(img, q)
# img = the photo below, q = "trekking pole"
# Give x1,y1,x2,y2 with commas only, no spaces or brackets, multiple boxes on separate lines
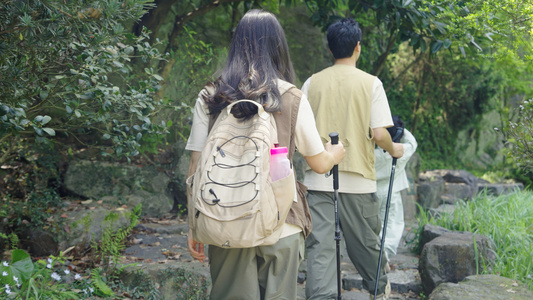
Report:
373,157,398,300
329,132,342,300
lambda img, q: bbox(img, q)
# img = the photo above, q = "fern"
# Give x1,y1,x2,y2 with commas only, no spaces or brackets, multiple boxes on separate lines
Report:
0,232,19,250
91,268,115,296
92,204,143,274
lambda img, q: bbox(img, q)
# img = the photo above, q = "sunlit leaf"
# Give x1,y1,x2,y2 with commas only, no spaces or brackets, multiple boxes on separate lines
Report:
42,128,55,136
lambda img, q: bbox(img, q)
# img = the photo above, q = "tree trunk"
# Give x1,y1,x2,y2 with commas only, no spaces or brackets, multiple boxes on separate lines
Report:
372,30,397,77
156,0,244,97
133,0,175,44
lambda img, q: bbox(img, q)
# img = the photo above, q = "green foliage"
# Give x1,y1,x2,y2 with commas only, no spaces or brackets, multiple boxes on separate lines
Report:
383,45,504,170
438,0,533,61
0,205,156,299
0,0,166,261
0,142,65,240
0,249,101,299
108,269,160,299
404,203,432,254
413,190,533,291
90,268,114,297
172,267,210,299
0,0,168,163
160,25,218,144
0,232,19,252
91,204,142,274
303,0,465,63
500,98,533,177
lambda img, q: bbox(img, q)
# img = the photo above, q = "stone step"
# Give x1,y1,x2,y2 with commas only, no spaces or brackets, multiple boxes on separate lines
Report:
342,269,421,294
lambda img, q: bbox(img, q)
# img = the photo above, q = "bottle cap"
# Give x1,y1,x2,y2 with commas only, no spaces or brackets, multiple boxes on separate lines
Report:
270,146,288,155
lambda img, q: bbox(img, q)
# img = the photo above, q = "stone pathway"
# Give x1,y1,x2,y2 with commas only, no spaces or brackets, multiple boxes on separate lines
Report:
122,217,422,299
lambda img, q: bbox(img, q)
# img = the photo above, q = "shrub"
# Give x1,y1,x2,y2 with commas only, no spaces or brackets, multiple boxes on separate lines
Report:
500,98,533,184
0,0,168,164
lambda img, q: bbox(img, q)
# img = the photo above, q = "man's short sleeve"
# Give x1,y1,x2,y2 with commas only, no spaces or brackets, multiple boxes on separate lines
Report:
294,93,325,157
370,78,393,129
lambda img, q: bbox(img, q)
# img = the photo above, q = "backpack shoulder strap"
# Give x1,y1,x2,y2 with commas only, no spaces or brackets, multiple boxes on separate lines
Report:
206,80,302,139
273,82,312,237
273,81,302,161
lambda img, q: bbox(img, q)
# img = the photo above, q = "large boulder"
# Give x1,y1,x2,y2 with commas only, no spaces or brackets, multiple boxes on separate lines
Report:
403,153,421,221
442,182,474,204
441,169,479,186
417,170,481,209
419,231,495,295
63,160,173,217
417,171,446,209
418,224,451,254
19,228,58,257
477,182,524,196
56,206,133,252
429,275,533,300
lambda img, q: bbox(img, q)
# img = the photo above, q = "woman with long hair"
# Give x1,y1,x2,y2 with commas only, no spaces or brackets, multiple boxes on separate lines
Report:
185,9,345,299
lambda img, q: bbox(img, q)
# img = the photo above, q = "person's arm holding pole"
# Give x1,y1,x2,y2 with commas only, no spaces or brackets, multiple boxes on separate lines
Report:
373,127,404,158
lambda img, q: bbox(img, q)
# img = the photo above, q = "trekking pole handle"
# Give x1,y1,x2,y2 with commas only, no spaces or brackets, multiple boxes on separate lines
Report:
329,132,339,190
330,132,339,145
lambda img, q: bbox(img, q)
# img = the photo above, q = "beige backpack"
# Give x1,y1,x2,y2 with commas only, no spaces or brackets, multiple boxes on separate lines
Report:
187,99,296,248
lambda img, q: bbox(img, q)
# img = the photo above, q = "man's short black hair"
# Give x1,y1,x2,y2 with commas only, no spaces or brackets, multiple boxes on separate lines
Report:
326,18,362,59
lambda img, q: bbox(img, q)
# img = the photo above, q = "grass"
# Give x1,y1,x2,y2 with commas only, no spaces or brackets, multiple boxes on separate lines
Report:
413,189,533,291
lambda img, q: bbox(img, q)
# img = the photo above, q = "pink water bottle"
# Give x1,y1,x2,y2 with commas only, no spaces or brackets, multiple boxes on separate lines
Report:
270,143,291,181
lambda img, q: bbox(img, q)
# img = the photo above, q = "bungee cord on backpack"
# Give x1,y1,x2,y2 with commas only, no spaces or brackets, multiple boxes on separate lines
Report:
201,135,262,208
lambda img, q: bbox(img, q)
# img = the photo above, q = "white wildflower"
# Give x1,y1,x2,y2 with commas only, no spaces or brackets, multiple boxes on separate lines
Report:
2,271,7,276
88,287,94,293
2,262,8,267
75,273,81,280
47,258,52,264
13,276,18,283
4,284,9,289
47,264,52,269
64,269,70,275
5,288,11,295
51,272,61,281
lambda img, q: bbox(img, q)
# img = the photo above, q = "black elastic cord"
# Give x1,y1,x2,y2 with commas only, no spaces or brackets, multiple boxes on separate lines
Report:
200,135,263,208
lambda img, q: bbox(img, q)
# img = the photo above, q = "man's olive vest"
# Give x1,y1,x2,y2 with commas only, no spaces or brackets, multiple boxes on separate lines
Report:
308,64,377,180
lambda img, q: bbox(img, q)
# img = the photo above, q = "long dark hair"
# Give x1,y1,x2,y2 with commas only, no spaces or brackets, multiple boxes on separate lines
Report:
203,9,296,119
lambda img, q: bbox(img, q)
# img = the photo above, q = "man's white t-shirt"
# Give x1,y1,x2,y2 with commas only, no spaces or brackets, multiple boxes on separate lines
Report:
301,75,393,194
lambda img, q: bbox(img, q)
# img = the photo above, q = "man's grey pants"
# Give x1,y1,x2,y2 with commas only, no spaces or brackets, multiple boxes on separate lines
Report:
305,191,388,299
